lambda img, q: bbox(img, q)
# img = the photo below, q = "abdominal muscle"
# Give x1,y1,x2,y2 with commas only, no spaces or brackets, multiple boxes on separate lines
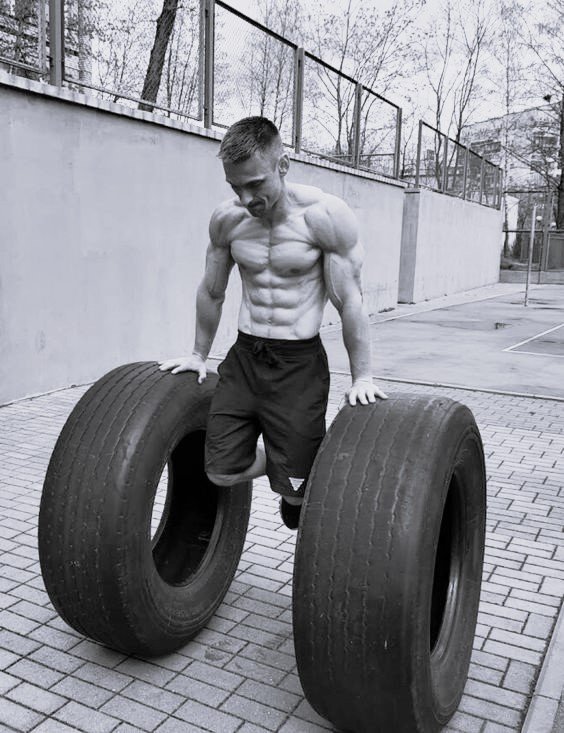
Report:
226,184,331,340
238,267,327,339
231,231,328,339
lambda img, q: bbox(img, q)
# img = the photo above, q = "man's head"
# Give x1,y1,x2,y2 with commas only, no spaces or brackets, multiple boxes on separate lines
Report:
218,117,289,218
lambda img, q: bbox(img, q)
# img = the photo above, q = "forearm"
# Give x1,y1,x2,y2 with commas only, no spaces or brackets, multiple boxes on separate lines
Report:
193,283,224,360
340,300,373,382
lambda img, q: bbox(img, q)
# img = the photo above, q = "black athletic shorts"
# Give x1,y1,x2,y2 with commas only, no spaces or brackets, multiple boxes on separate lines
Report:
205,330,330,498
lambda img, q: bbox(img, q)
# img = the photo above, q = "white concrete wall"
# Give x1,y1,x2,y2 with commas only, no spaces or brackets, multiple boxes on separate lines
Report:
399,188,503,303
0,75,405,404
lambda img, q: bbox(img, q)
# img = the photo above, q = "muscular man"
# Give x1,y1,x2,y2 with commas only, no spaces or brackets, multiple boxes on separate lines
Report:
159,116,387,529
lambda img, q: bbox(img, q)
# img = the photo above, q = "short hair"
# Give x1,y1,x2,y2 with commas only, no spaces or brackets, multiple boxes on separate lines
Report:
218,116,283,164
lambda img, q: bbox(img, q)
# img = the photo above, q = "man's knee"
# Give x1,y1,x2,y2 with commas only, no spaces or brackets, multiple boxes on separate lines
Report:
206,470,243,486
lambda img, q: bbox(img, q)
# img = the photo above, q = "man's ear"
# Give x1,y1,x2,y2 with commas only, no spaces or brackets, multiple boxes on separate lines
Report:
278,154,290,177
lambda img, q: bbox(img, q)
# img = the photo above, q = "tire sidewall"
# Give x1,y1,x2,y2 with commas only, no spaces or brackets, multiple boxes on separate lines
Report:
113,376,250,647
410,414,486,726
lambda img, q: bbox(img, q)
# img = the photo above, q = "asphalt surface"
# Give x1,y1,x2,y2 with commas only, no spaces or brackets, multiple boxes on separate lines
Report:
322,283,564,400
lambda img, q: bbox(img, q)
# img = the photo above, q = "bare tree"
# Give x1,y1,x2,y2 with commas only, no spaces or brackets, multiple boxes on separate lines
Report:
139,0,179,111
0,0,38,75
302,0,421,164
421,0,493,188
87,2,154,102
526,0,564,227
252,0,302,132
490,0,528,252
163,2,200,117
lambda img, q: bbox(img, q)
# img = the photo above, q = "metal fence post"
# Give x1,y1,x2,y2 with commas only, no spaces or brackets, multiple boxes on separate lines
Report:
441,134,448,193
352,83,363,168
415,120,423,188
462,146,469,200
393,106,402,179
540,188,552,271
494,167,501,209
203,0,215,129
293,47,304,154
48,0,64,86
38,0,47,73
525,204,537,307
478,157,485,204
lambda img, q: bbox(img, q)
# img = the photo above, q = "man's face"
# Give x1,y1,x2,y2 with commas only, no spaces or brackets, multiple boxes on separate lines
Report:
223,148,288,218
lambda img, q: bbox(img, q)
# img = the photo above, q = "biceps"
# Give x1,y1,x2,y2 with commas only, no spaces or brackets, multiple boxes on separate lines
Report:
324,248,363,312
202,243,234,299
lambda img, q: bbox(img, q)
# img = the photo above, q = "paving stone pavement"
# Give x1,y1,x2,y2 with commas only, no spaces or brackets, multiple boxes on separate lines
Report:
0,371,563,733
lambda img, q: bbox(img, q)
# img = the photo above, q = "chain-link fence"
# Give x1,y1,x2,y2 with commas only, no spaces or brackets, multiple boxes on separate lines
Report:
299,58,401,178
406,121,502,209
301,54,357,166
213,2,295,145
0,0,48,77
63,0,202,121
2,0,404,178
359,89,400,177
502,230,543,269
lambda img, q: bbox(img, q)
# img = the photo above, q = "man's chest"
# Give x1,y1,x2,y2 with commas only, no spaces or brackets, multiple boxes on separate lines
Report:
230,217,322,276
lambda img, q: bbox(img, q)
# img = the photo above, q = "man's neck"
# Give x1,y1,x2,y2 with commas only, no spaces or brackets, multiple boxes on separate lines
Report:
261,184,291,226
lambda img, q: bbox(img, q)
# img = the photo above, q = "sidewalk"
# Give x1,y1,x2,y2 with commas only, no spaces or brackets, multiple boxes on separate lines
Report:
1,284,563,732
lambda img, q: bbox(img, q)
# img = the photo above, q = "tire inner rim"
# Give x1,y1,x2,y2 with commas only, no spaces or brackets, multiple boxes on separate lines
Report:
151,430,221,585
430,471,463,658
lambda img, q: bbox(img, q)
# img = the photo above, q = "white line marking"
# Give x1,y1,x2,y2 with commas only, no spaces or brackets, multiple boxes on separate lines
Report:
505,350,564,358
503,323,564,352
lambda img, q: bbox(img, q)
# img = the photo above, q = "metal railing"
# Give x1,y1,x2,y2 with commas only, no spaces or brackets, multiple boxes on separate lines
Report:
0,0,403,179
0,0,49,78
502,230,543,269
403,121,503,209
0,2,502,199
503,229,564,271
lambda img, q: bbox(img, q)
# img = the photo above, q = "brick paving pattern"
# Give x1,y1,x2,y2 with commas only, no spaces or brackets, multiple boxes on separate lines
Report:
0,372,563,732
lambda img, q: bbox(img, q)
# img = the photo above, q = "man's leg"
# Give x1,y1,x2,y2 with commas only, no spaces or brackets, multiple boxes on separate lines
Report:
283,495,302,506
207,444,266,486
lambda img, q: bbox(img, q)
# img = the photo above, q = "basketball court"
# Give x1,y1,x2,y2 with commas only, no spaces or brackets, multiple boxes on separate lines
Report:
322,283,564,400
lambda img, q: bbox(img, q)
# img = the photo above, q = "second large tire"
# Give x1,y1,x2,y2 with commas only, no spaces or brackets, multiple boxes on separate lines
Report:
293,393,486,733
38,362,252,656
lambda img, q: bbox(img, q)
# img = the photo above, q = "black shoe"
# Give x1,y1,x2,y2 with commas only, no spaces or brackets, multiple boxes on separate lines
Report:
280,498,302,530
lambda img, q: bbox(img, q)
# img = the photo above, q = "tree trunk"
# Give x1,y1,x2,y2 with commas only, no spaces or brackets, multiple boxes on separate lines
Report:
139,0,179,112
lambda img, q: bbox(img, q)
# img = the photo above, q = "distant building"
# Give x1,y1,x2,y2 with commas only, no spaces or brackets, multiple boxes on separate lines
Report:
463,103,560,194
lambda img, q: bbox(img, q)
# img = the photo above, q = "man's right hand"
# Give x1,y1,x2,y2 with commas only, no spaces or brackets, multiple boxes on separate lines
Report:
158,355,207,383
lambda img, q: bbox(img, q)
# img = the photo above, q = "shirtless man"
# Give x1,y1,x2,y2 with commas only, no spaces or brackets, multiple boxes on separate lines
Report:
159,116,387,529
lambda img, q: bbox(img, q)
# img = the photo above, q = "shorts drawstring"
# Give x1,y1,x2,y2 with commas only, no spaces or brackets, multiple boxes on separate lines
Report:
252,340,283,367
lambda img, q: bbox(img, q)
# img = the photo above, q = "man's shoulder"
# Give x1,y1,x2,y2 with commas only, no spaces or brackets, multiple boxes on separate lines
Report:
303,189,357,250
288,183,348,211
209,198,246,244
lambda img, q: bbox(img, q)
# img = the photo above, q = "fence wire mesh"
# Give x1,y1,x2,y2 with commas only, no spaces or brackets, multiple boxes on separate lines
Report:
444,143,466,197
301,54,357,166
416,122,501,208
503,230,543,269
0,0,48,76
359,89,398,177
3,0,408,184
63,0,202,121
213,3,295,145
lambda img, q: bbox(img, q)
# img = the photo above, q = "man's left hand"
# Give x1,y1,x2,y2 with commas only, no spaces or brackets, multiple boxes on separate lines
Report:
347,378,388,405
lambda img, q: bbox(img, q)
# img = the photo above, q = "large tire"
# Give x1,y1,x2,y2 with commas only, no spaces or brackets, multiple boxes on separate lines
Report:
293,393,486,733
38,362,252,657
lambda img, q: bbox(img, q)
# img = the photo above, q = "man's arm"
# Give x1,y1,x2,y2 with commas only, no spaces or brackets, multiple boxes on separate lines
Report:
315,196,387,404
159,206,234,381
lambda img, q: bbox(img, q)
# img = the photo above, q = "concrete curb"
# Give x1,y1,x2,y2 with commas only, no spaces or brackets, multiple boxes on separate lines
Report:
326,367,564,403
521,600,564,733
